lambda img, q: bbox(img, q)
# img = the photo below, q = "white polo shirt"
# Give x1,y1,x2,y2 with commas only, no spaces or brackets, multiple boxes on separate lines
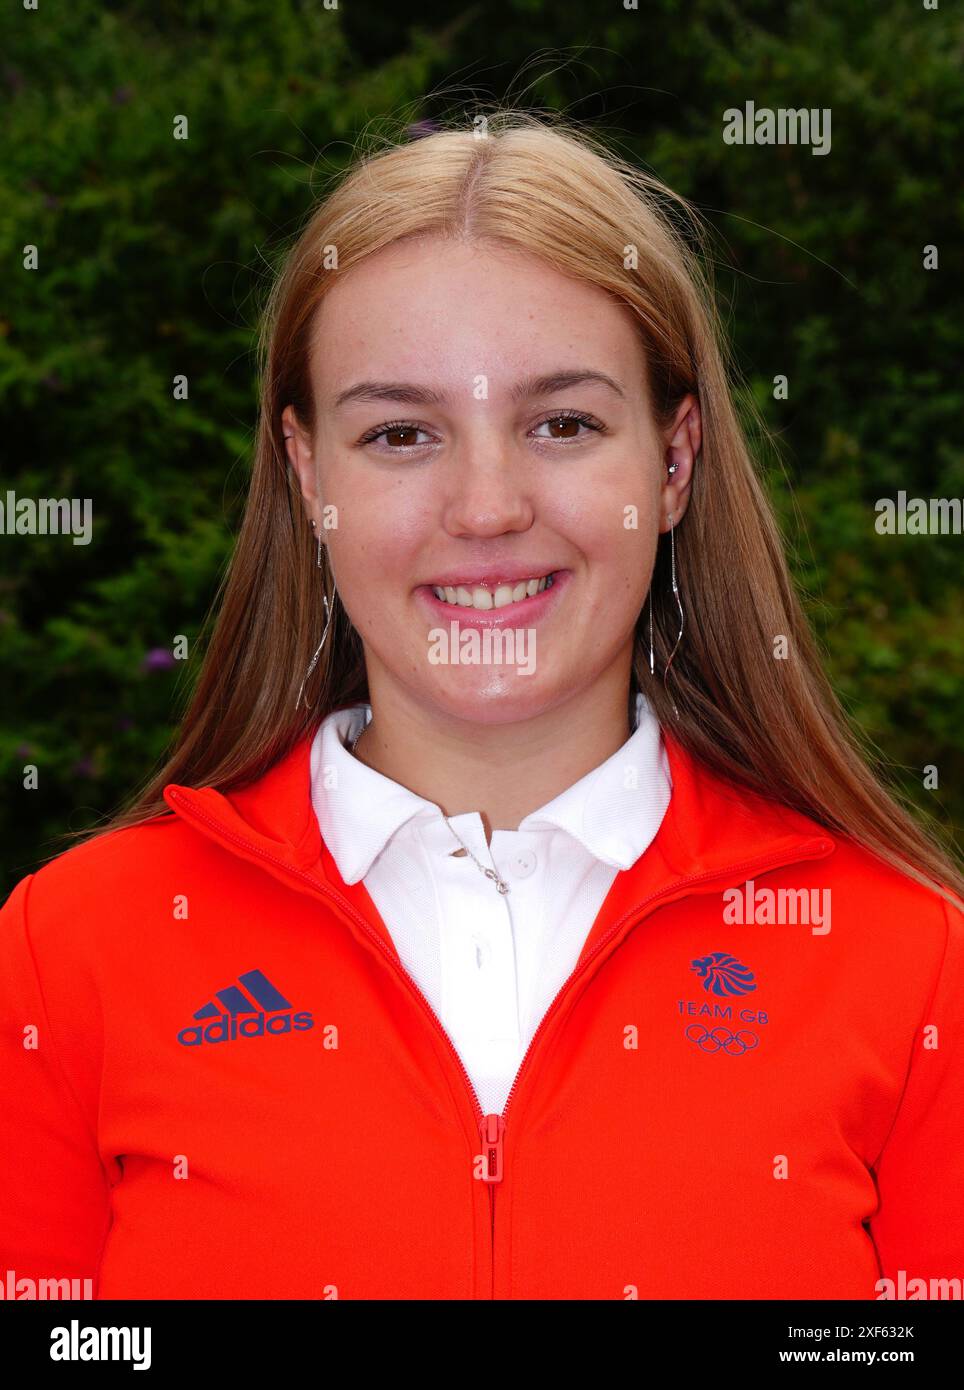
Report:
310,692,672,1115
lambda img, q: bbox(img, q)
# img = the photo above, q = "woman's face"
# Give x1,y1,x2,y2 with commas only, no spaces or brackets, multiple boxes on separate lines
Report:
284,236,698,727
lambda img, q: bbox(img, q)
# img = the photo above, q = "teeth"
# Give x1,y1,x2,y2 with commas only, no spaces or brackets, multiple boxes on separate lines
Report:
431,573,555,609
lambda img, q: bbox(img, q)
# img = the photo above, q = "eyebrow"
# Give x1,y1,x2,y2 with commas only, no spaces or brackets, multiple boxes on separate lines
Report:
331,369,626,410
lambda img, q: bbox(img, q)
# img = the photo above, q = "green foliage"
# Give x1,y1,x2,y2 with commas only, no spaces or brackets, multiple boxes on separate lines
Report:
1,0,960,888
0,0,445,882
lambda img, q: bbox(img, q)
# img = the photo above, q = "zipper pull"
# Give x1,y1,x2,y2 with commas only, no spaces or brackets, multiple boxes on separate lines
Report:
479,1113,506,1183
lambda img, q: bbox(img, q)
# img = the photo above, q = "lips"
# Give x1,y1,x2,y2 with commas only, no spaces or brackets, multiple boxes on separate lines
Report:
416,568,569,624
431,573,556,611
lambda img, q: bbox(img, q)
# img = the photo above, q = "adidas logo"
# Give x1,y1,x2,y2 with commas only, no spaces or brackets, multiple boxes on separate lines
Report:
177,969,314,1046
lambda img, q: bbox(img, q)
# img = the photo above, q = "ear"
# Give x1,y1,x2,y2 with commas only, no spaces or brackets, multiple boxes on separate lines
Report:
658,393,701,534
282,404,322,528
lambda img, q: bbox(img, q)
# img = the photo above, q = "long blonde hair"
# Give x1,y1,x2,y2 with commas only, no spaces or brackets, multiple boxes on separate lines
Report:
65,107,963,905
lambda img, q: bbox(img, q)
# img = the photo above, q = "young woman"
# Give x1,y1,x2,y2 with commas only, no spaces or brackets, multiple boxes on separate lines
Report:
2,112,962,1302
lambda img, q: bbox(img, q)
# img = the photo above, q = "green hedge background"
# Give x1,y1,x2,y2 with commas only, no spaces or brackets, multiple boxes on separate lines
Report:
1,0,961,893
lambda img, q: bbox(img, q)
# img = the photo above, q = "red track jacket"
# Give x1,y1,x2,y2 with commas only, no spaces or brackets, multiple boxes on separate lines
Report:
1,727,963,1300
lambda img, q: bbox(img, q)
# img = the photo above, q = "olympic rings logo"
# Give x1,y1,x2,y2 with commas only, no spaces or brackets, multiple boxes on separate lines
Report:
685,1024,759,1055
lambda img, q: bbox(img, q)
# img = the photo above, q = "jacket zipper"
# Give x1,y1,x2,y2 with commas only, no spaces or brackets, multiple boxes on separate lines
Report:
165,789,832,1297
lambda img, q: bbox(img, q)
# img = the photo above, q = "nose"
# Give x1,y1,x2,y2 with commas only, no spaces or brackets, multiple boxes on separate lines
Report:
440,423,536,538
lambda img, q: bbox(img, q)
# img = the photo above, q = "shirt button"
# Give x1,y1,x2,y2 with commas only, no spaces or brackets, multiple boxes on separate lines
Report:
508,849,537,878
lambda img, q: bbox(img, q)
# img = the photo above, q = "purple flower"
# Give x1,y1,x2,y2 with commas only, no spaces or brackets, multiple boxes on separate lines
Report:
141,647,177,672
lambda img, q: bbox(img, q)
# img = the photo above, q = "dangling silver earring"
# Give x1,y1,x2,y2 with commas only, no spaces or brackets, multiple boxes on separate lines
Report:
297,520,332,712
295,592,332,712
648,461,680,676
663,511,684,716
648,590,655,676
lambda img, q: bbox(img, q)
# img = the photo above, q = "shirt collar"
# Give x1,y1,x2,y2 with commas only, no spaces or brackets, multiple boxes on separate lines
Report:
310,693,671,885
516,692,670,866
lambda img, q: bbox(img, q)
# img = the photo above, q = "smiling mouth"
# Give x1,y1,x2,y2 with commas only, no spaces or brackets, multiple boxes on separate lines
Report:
429,572,557,611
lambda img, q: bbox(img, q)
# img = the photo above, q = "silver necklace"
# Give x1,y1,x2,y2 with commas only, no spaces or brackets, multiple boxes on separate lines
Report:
349,722,510,895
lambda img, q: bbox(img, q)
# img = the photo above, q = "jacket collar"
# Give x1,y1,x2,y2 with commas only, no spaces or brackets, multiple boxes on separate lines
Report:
163,712,835,919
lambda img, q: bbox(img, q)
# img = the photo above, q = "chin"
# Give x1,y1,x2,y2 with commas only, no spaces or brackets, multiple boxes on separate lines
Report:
414,671,568,727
